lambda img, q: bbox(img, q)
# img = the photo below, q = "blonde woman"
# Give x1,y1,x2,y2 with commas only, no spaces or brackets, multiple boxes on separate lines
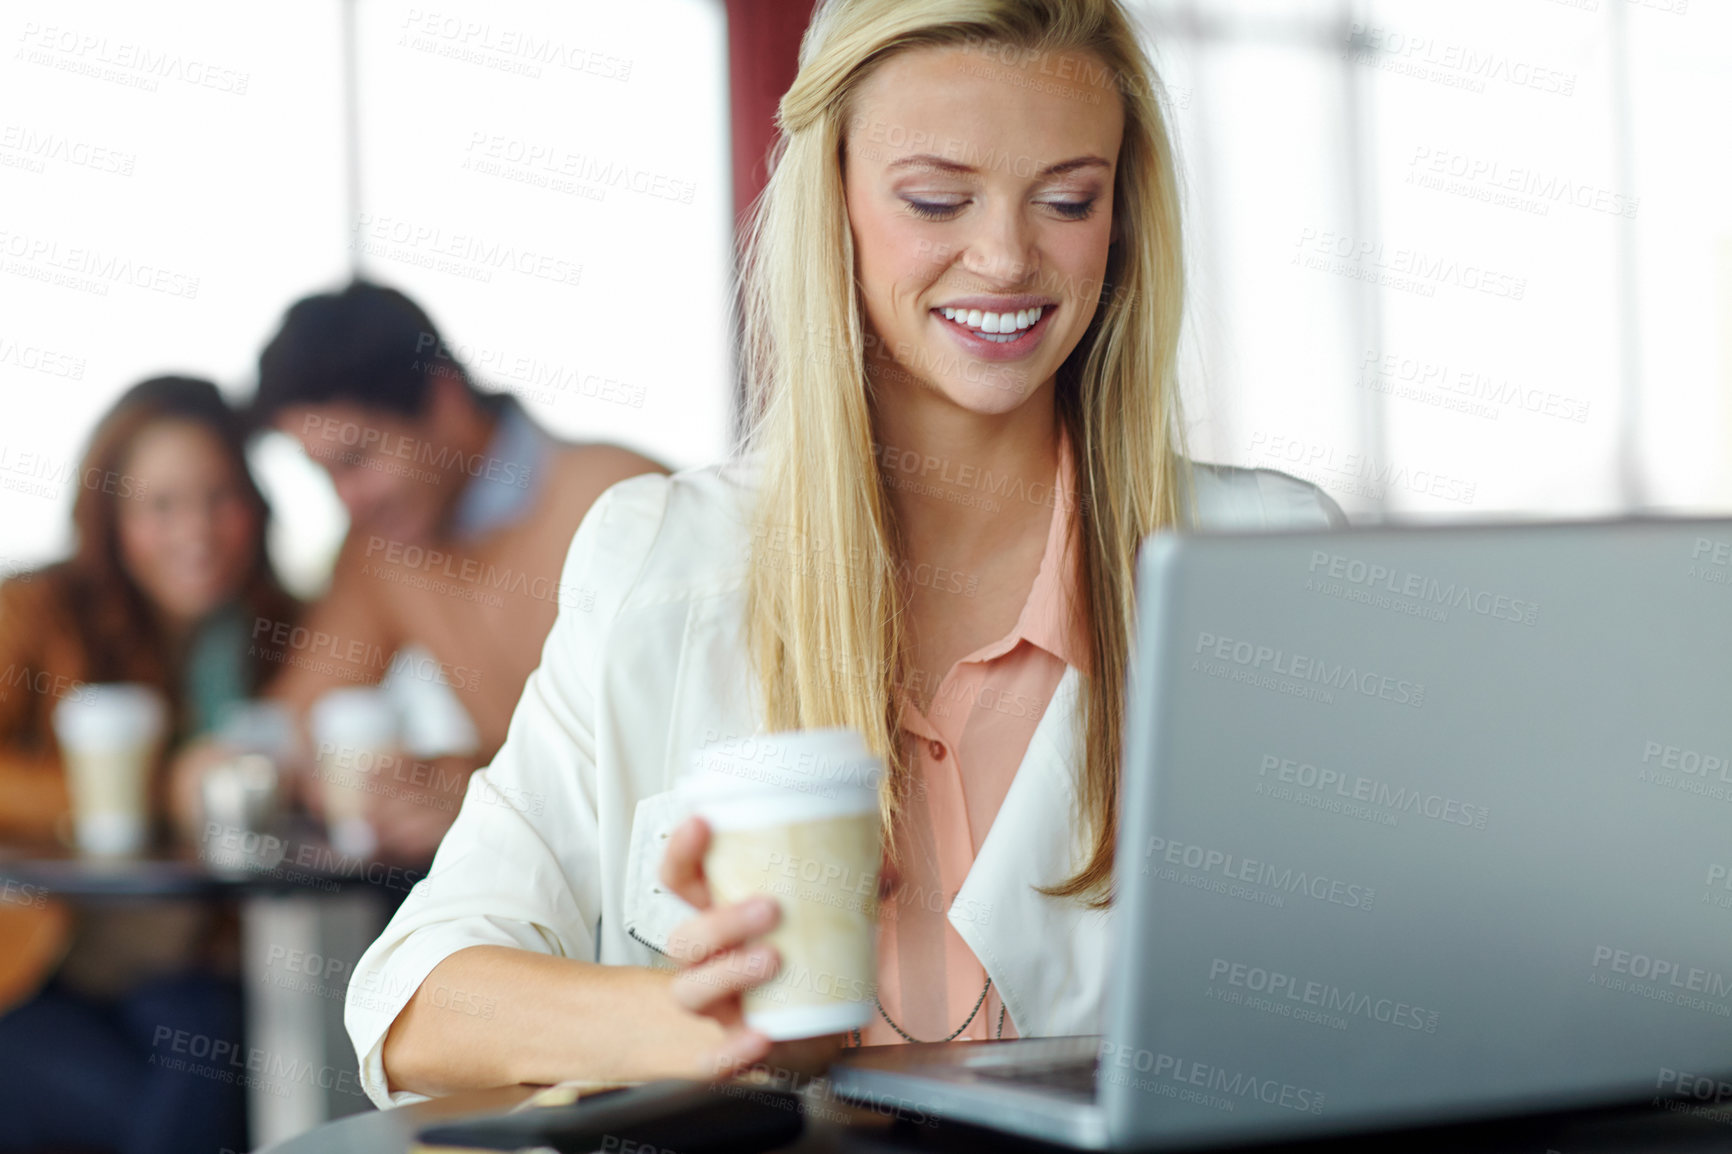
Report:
346,0,1343,1105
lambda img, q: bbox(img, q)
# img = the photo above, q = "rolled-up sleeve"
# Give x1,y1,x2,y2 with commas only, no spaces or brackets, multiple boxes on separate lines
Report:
344,476,669,1107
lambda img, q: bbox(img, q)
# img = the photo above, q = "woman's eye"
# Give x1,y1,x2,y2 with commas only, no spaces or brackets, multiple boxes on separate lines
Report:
1045,198,1097,221
904,198,965,221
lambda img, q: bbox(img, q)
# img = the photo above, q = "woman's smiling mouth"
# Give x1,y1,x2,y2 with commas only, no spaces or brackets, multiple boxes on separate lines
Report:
931,300,1057,360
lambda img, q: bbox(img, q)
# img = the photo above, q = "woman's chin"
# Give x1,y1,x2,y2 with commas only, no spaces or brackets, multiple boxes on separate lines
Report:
155,587,237,625
869,338,1052,416
925,373,1043,416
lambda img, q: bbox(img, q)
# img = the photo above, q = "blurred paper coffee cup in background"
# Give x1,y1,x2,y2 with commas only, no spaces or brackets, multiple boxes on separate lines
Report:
309,687,399,858
201,753,283,874
683,728,885,1040
52,684,167,856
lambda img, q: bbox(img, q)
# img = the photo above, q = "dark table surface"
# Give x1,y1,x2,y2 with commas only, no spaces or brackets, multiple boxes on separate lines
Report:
258,1081,1732,1154
0,820,429,898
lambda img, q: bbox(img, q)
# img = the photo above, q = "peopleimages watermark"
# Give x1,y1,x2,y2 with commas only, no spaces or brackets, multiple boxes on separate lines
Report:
1247,431,1478,506
1306,549,1540,628
14,22,251,95
1656,1067,1732,1125
1143,836,1376,912
1293,228,1526,301
1637,738,1732,805
311,748,545,821
349,213,582,288
149,1028,365,1100
1341,23,1577,98
1705,864,1732,912
749,524,988,598
397,10,632,82
268,935,500,1018
1207,957,1439,1034
299,412,533,489
847,117,1103,171
461,132,695,205
1688,537,1731,588
0,123,136,178
361,535,595,612
695,730,883,791
200,822,427,895
315,743,468,805
1191,630,1426,709
1406,145,1638,220
873,440,1083,516
0,877,49,910
0,445,147,503
0,663,87,707
1357,348,1591,426
250,616,483,692
1589,945,1732,1016
1256,753,1488,831
596,1135,674,1154
412,331,646,410
1098,1042,1327,1114
952,30,1188,109
0,228,200,299
0,332,87,380
713,1058,943,1130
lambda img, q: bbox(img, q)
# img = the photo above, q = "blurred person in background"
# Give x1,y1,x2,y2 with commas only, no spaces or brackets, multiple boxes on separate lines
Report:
0,376,297,1153
173,280,667,862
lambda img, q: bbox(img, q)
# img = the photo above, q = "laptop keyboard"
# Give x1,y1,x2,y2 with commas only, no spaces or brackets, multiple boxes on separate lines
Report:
969,1055,1100,1099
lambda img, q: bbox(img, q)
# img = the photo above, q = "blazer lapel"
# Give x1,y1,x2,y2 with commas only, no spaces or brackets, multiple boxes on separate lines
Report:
950,666,1111,1036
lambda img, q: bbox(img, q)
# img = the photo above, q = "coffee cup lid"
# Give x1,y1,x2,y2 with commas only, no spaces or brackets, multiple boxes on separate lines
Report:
52,683,167,750
683,727,884,829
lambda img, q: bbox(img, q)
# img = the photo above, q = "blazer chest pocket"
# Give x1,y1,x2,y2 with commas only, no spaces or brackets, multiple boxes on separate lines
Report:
621,790,696,965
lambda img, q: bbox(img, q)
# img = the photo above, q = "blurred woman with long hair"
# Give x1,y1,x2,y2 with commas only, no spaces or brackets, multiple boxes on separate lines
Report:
347,0,1342,1104
0,376,297,1153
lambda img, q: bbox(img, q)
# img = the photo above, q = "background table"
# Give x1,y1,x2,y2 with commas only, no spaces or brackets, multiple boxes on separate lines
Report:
0,826,425,1148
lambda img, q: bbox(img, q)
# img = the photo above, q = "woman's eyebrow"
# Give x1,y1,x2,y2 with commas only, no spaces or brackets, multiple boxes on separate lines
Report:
885,154,1111,177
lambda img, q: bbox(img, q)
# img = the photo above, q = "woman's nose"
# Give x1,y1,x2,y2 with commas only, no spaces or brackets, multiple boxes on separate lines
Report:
961,206,1036,286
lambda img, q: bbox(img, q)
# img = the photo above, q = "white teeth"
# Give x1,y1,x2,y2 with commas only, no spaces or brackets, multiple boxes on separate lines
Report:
936,305,1046,336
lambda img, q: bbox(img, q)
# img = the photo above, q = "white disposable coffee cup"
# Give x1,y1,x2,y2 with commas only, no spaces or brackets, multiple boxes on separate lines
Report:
683,728,885,1040
51,683,167,856
201,753,283,874
309,687,399,858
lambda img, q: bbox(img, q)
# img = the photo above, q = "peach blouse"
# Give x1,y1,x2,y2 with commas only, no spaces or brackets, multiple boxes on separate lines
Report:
863,434,1086,1045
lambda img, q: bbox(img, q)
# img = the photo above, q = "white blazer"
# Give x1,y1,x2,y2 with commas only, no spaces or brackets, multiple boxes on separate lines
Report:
345,460,1346,1107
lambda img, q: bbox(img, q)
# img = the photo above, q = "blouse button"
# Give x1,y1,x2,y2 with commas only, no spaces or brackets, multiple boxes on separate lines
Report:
929,740,946,760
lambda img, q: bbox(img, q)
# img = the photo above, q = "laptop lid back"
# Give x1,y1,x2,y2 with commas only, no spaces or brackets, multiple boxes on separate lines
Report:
1103,519,1732,1149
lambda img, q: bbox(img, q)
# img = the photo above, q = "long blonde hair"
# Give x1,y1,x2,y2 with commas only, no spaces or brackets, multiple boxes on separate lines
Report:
740,0,1189,905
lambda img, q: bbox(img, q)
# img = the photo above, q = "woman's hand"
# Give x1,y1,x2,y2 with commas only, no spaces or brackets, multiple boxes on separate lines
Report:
659,816,782,1076
164,737,237,842
659,817,850,1081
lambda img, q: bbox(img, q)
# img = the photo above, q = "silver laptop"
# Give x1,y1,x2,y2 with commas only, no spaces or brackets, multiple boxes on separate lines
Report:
830,518,1732,1149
